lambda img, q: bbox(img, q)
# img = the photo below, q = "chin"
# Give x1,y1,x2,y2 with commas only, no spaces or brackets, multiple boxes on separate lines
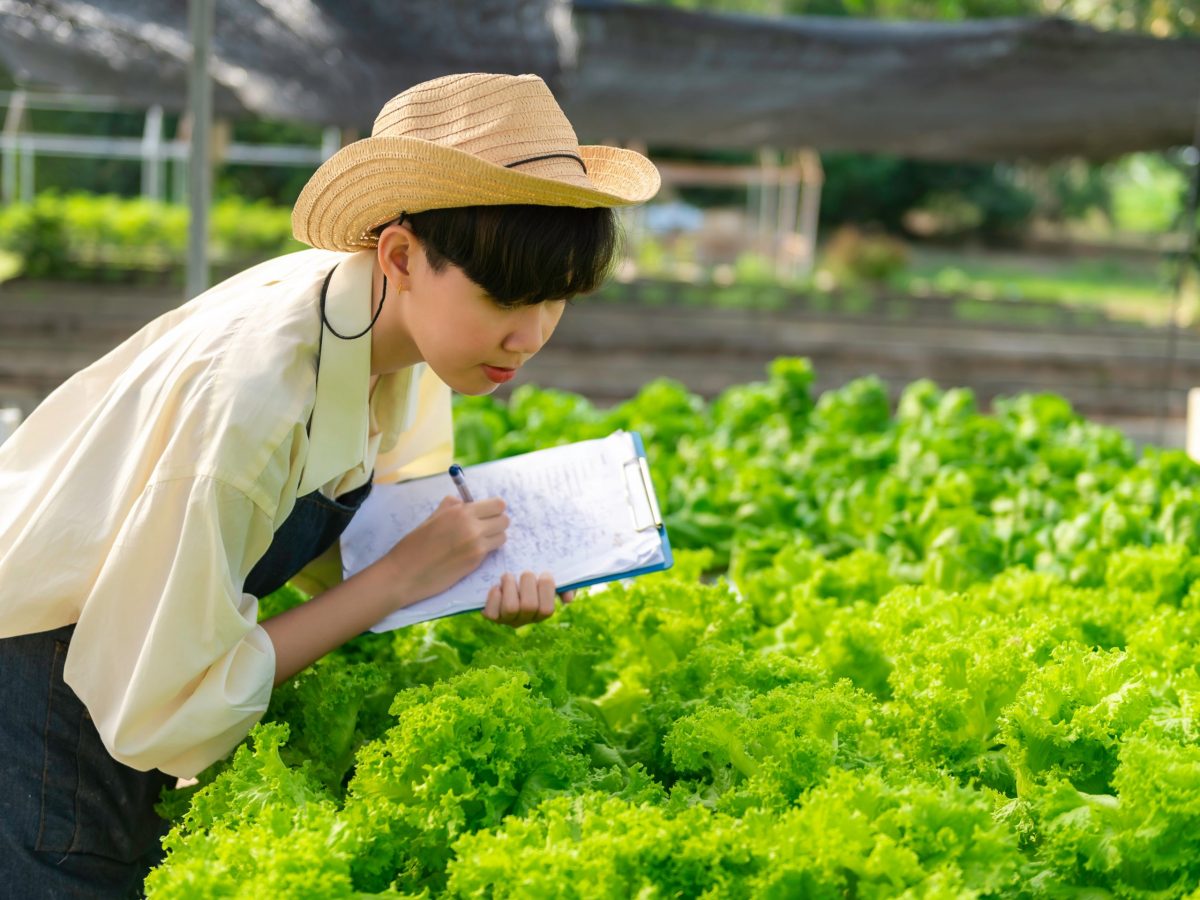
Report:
423,362,480,396
458,383,500,397
444,370,501,397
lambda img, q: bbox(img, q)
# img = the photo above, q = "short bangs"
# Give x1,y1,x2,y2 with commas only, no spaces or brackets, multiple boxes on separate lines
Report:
403,205,621,306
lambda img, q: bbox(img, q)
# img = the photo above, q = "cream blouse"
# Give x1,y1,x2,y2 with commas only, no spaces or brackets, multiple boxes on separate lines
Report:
0,248,453,777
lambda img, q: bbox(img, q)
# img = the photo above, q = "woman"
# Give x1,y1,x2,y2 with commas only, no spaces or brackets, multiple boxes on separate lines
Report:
0,72,659,896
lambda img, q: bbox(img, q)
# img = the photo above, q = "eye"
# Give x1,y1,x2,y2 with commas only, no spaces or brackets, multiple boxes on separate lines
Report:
481,291,518,311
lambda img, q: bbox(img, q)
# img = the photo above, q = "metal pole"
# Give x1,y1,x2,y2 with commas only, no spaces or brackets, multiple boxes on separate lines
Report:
19,136,34,202
320,125,341,161
2,90,26,205
173,125,188,205
186,0,215,299
141,104,164,200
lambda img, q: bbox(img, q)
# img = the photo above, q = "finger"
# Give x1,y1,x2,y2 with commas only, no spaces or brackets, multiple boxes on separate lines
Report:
483,584,501,621
536,573,557,621
436,495,462,512
499,572,520,622
516,571,539,627
478,512,511,537
481,530,507,555
470,497,507,518
558,589,576,605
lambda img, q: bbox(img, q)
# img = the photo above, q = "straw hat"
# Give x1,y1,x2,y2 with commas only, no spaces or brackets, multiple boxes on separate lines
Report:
292,72,661,252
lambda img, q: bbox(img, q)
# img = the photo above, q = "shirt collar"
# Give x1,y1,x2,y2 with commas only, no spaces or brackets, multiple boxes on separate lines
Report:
297,250,375,496
298,250,429,497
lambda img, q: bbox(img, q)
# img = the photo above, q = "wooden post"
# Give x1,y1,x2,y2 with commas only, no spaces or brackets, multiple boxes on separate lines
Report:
776,151,800,280
795,149,824,280
622,139,649,275
757,148,778,258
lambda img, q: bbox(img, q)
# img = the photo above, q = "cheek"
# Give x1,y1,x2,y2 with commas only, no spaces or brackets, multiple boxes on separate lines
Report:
427,307,501,370
542,304,566,341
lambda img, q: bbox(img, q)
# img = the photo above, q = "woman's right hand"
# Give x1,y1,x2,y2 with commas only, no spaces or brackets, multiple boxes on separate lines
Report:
377,495,509,607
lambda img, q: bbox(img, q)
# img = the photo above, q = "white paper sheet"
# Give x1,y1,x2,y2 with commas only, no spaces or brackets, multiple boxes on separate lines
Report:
340,431,665,631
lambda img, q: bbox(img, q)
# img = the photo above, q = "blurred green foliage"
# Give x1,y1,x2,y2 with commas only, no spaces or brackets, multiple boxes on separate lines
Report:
0,192,304,283
822,225,911,283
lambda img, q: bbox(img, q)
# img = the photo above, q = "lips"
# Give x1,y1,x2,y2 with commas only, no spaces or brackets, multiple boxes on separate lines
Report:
482,364,517,384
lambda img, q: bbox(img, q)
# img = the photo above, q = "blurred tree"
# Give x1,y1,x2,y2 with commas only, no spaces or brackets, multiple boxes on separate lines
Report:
1036,160,1113,224
216,116,327,206
25,104,146,196
1046,0,1198,36
819,154,1035,239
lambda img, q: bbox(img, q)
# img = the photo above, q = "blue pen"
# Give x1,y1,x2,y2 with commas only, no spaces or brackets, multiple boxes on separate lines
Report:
448,463,475,503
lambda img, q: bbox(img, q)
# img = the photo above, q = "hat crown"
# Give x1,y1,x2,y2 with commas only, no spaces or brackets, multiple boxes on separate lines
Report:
370,73,589,187
292,72,661,253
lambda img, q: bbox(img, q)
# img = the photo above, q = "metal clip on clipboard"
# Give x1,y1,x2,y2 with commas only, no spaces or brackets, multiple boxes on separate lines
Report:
623,455,663,532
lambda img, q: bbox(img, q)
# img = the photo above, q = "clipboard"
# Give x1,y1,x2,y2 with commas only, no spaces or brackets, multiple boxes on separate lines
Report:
555,430,674,594
340,430,674,632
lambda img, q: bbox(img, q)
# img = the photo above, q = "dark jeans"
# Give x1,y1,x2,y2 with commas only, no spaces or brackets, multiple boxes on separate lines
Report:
0,625,175,899
0,476,372,896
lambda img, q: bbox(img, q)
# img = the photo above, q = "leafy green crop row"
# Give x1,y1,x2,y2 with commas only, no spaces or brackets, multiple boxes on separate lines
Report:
0,192,303,282
147,360,1200,898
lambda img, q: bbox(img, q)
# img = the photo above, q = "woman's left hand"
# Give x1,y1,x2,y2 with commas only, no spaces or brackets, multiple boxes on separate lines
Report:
484,571,575,628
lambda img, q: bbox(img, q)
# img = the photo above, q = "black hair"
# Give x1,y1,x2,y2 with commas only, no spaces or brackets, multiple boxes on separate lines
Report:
391,205,621,307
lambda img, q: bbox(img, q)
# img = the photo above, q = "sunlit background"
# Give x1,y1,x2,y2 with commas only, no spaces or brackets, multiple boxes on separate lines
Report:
0,0,1197,449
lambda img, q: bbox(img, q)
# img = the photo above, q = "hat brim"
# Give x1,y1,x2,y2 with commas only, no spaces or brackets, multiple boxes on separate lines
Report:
292,137,661,252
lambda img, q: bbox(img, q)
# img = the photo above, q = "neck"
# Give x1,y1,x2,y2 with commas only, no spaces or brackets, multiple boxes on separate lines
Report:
369,259,422,376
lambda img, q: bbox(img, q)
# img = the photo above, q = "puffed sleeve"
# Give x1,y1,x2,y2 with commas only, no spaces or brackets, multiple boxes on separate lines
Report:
63,474,278,778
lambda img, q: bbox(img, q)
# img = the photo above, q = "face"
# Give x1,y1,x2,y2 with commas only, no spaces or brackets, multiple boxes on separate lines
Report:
377,226,567,396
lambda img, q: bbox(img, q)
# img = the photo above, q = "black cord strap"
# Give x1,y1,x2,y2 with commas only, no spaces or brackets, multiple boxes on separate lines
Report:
319,213,406,341
505,152,587,174
320,268,386,340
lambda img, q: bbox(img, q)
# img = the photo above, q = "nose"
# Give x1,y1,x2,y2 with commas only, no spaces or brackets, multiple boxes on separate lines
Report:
501,303,558,357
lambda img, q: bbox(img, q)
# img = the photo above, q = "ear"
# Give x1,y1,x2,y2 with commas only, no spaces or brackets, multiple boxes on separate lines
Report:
375,220,419,289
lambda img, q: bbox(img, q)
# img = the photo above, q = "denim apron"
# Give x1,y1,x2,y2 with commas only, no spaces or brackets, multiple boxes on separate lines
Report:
0,275,373,897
